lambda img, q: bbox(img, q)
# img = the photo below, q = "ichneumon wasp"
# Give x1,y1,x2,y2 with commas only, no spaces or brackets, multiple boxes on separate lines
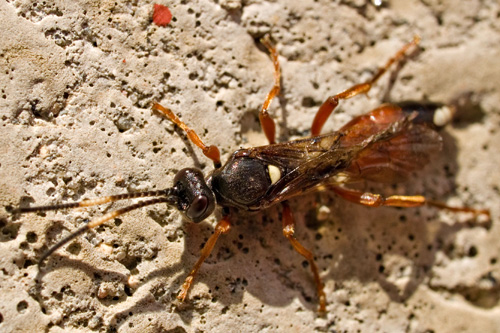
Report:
14,36,490,312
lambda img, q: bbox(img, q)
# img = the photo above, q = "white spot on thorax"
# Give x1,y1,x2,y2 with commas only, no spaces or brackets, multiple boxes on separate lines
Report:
268,164,281,185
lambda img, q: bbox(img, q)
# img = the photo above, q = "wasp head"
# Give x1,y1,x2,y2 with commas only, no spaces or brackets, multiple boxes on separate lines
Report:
171,168,216,223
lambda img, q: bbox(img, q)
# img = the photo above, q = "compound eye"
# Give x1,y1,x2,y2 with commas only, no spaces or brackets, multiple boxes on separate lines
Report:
186,195,209,222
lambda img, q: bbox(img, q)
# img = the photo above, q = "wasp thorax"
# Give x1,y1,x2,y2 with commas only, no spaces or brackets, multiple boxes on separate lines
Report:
173,168,216,223
210,157,272,208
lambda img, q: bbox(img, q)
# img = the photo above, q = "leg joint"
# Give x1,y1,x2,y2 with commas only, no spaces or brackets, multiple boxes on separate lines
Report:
360,192,383,207
283,224,294,237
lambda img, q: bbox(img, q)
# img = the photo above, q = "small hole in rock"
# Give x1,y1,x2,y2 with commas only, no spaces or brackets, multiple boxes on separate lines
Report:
26,231,38,243
468,246,478,257
17,300,28,313
67,242,81,256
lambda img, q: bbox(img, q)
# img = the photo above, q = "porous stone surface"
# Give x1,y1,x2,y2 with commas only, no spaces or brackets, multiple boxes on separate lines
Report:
1,0,499,332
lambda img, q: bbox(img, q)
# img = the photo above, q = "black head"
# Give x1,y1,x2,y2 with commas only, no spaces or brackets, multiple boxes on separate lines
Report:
172,168,216,223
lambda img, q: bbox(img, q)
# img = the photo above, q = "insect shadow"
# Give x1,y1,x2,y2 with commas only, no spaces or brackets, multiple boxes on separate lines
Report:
321,127,489,304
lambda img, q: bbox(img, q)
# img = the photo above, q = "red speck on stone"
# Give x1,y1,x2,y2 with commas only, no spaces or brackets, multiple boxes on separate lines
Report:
153,4,172,27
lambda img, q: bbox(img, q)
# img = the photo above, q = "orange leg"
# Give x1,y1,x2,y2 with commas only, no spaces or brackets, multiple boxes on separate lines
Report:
178,216,232,302
331,186,490,217
311,36,420,136
152,103,221,168
259,36,281,144
281,201,326,312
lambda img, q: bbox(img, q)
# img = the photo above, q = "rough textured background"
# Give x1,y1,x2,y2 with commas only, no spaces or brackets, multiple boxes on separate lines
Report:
1,0,499,332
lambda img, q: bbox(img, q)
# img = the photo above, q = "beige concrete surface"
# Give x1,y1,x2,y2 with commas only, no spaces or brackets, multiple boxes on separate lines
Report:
1,0,499,331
